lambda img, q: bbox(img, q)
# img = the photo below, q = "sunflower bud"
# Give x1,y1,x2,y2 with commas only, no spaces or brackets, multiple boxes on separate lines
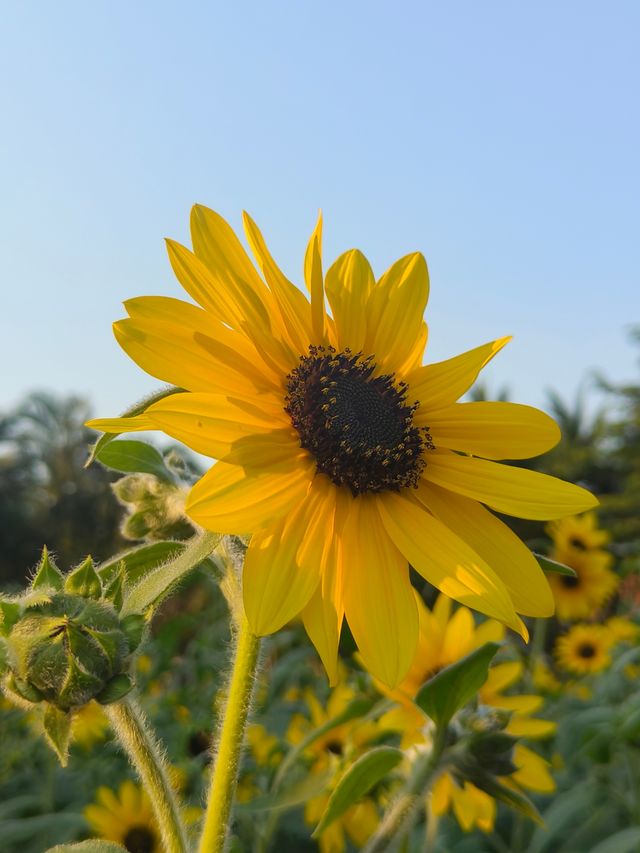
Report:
112,473,194,541
5,593,135,711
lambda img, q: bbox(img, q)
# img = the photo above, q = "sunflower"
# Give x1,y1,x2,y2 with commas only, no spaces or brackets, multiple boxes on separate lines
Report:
84,781,160,853
547,552,618,621
555,624,614,675
88,206,597,687
70,700,110,749
547,513,609,556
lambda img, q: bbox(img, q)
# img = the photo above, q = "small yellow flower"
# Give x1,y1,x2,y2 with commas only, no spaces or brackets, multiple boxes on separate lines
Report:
555,624,614,675
84,781,160,852
89,205,596,687
246,723,280,767
547,551,617,621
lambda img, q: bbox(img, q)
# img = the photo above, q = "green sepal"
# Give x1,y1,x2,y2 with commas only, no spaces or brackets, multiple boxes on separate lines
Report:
95,673,134,705
64,557,102,599
534,553,578,578
0,599,21,637
102,563,126,610
457,732,519,778
43,705,72,767
6,673,44,704
416,642,502,727
120,614,146,652
31,547,64,592
313,747,402,837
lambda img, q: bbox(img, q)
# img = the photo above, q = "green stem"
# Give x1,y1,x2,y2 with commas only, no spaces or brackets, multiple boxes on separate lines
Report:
198,611,261,853
120,530,221,617
363,726,447,853
106,698,188,853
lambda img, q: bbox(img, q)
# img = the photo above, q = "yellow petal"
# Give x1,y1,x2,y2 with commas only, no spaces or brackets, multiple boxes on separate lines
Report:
303,487,350,685
324,249,374,352
506,717,557,739
86,414,156,433
143,391,289,459
417,481,554,616
511,745,555,793
482,660,522,693
441,606,475,665
407,337,511,413
364,253,429,374
431,773,453,816
425,402,561,459
422,453,598,520
165,238,291,375
113,318,264,396
185,456,314,534
342,497,419,688
243,480,333,634
243,212,312,355
395,320,428,375
378,492,523,634
304,211,327,345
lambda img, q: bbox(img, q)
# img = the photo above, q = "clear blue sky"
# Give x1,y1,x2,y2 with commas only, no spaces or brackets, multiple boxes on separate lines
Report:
2,1,638,420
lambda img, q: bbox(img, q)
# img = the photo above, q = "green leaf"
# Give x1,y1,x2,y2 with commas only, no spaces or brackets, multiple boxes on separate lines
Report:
31,547,64,591
46,842,126,852
534,553,577,578
588,829,640,853
416,641,501,726
313,747,401,837
85,386,185,468
96,439,172,481
64,557,102,599
98,542,186,585
102,563,125,610
95,673,134,704
0,813,87,847
43,705,72,766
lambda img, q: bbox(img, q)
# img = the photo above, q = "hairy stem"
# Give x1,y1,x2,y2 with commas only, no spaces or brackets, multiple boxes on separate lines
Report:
106,698,188,853
198,611,261,853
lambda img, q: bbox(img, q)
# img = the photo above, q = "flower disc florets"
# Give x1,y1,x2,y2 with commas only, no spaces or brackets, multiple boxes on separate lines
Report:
7,594,130,711
285,345,433,495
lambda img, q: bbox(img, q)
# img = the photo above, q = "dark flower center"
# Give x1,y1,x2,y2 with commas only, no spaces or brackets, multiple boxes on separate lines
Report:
285,346,433,495
124,826,156,853
560,573,581,589
577,642,596,659
325,738,344,756
569,536,587,551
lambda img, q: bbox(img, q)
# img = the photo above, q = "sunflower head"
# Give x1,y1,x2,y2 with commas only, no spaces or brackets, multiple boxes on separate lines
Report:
87,205,598,688
555,623,614,676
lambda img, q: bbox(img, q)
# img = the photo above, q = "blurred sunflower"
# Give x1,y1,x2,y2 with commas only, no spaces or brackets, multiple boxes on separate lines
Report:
555,624,614,675
547,513,609,557
89,206,596,686
286,683,381,852
606,615,640,644
547,552,618,621
84,781,160,853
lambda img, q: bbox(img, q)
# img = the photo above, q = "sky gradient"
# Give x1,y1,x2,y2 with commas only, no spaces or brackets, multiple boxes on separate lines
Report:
2,1,638,421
